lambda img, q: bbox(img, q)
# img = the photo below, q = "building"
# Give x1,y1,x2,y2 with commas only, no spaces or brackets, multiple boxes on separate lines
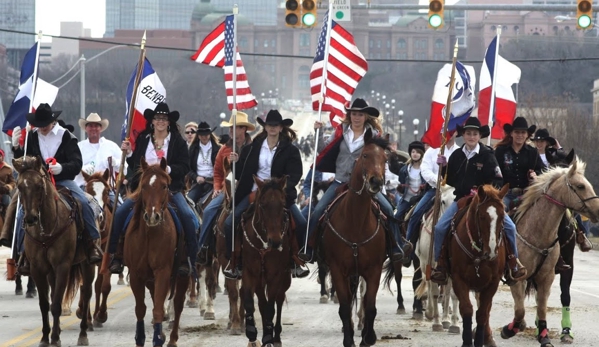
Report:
52,22,91,59
211,0,278,26
0,0,35,69
105,0,200,37
40,42,51,64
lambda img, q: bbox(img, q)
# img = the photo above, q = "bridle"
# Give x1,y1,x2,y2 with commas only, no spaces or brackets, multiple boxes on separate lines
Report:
543,173,599,220
141,175,170,225
19,168,60,237
348,157,367,195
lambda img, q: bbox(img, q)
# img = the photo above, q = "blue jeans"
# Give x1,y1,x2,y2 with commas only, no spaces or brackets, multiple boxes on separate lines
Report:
187,183,212,204
406,189,436,243
306,181,341,242
375,191,404,253
57,180,100,240
1,194,10,206
501,194,520,258
198,192,225,248
289,204,307,249
224,195,251,257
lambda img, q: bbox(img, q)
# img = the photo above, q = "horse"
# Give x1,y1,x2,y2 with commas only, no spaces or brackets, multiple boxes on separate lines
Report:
240,176,293,347
318,129,393,347
14,155,96,346
501,156,599,347
123,157,189,347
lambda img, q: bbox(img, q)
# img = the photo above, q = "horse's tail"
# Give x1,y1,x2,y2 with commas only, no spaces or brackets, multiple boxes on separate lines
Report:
382,259,395,293
414,278,428,299
64,264,83,307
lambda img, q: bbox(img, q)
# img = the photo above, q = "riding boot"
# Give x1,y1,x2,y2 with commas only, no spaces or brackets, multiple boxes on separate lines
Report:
223,235,242,280
88,238,102,264
431,244,449,285
0,196,18,247
555,255,572,273
289,218,310,278
17,252,30,276
109,235,125,274
197,245,209,266
576,230,593,252
506,254,527,285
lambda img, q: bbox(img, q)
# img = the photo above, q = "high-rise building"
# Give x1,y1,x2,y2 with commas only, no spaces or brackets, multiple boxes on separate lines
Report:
211,0,277,25
105,0,200,37
0,0,35,68
51,22,91,59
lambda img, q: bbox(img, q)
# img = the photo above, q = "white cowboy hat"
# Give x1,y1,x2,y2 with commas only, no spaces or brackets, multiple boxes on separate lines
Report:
78,113,109,132
220,111,256,131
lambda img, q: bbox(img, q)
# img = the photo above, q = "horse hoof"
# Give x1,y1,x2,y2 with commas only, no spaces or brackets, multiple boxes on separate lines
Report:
432,323,444,332
333,295,339,304
87,323,94,332
26,291,37,298
117,278,125,285
50,341,61,347
95,311,108,324
412,312,424,321
62,308,72,316
448,326,461,334
560,334,574,344
442,321,450,329
77,336,89,346
93,320,103,328
247,340,262,347
15,288,23,295
38,342,50,347
216,285,222,293
273,342,282,347
204,312,215,320
230,328,242,335
167,343,178,347
76,308,82,319
200,309,206,316
186,300,198,308
396,307,406,315
320,295,329,304
484,337,497,347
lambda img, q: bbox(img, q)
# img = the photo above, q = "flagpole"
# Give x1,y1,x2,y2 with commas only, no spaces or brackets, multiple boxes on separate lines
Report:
10,31,43,260
231,5,239,258
303,3,334,255
425,40,459,281
486,27,501,146
100,31,147,274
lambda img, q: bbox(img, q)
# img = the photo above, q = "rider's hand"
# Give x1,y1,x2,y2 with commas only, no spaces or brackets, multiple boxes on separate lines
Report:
314,121,323,130
11,126,21,148
212,189,222,198
121,140,132,155
196,176,205,184
229,152,239,163
528,170,537,182
436,155,447,167
48,163,63,175
82,163,95,175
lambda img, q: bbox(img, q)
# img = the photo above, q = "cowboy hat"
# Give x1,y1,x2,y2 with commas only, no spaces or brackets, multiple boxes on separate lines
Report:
220,111,256,131
143,102,180,122
78,113,109,132
503,117,536,136
456,117,490,138
344,98,380,117
26,103,62,128
257,110,293,127
196,121,215,135
532,128,557,146
58,120,75,133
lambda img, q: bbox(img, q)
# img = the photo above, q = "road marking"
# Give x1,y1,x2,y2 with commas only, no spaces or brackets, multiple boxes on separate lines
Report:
571,287,599,299
0,286,131,347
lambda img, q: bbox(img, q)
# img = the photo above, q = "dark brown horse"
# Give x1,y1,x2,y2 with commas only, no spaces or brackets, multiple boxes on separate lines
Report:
14,155,95,346
319,130,393,347
241,176,292,347
124,157,189,347
449,184,508,347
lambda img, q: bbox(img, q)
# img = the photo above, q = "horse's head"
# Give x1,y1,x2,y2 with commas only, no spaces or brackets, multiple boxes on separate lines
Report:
137,157,171,227
559,157,599,222
469,184,508,260
352,129,388,195
253,175,288,249
546,148,575,168
13,156,51,227
83,169,110,209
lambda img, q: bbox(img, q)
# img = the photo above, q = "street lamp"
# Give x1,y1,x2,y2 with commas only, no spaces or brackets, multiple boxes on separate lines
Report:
398,110,404,149
219,112,226,135
413,118,420,141
385,103,390,135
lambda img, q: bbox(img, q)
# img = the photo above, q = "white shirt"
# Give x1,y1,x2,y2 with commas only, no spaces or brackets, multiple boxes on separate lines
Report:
196,142,213,178
145,133,171,166
385,162,399,191
75,137,123,187
37,124,66,161
421,142,459,188
403,166,422,202
540,153,549,167
462,143,480,160
344,127,365,153
253,140,277,191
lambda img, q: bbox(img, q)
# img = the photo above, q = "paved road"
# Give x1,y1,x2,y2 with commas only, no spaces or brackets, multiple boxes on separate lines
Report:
2,245,599,347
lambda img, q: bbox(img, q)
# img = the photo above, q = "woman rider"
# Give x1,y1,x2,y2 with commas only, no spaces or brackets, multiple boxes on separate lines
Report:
187,121,220,204
299,98,410,264
108,102,199,276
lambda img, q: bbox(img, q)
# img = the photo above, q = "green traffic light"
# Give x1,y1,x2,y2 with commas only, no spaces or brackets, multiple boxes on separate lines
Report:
578,14,592,29
302,13,316,26
429,14,443,28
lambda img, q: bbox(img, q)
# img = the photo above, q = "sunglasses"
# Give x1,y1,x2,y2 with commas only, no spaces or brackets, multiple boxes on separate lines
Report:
185,130,196,135
153,116,169,122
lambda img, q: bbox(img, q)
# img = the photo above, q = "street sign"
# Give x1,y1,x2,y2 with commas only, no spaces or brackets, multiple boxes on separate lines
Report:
332,0,351,22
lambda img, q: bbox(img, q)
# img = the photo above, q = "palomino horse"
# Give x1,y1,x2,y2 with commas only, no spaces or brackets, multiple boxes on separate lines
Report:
319,130,394,347
241,176,293,347
501,157,599,347
449,184,509,347
14,156,95,346
124,157,189,347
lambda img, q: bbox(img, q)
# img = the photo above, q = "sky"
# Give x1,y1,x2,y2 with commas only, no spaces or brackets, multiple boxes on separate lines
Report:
36,0,106,40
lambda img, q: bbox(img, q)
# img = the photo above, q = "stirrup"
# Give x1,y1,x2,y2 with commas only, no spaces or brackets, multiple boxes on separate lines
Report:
291,264,309,278
223,260,242,280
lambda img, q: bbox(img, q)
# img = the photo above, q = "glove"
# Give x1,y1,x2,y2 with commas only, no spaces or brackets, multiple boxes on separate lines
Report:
11,126,21,147
436,155,447,167
48,163,63,175
82,163,95,175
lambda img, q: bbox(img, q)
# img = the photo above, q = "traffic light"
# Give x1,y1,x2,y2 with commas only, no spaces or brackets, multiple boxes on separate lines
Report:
428,0,444,29
285,0,301,27
577,0,592,30
301,0,317,28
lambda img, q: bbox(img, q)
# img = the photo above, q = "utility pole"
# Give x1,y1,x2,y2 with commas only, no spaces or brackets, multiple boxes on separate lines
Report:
79,54,86,140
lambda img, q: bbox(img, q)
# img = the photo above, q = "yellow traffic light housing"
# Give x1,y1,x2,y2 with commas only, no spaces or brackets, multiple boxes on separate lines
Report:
577,0,593,29
301,0,317,28
428,0,444,29
285,0,301,27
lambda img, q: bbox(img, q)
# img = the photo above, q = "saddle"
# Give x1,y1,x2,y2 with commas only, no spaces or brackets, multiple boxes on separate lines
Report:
56,187,84,235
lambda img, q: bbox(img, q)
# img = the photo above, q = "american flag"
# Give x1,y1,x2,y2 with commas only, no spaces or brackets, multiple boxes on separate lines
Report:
310,12,368,127
191,15,257,111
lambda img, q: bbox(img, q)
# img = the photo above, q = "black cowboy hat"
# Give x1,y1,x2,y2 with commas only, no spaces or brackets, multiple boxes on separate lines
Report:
456,117,490,138
57,119,75,133
26,103,62,128
344,98,380,118
503,116,536,136
143,102,180,122
408,141,425,154
532,128,557,146
257,110,294,127
196,121,216,135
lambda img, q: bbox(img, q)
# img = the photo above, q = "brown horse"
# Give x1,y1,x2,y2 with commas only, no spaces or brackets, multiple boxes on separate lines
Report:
448,184,508,347
241,176,292,346
124,157,189,347
319,130,393,347
501,157,599,347
14,155,95,346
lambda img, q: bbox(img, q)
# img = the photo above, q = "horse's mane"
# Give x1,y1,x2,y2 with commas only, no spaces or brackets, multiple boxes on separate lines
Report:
128,164,171,201
245,178,285,217
514,157,586,223
367,136,390,151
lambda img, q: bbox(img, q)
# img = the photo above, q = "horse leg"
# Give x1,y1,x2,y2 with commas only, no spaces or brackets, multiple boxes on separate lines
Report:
227,278,242,335
197,267,207,316
257,287,275,346
167,276,189,347
95,270,112,326
501,281,527,339
474,285,498,347
204,265,217,320
151,270,170,347
318,263,329,303
117,271,125,285
130,276,147,347
242,282,259,344
453,282,474,347
360,270,382,347
535,275,555,347
92,271,102,326
77,263,95,346
187,275,198,308
448,282,461,334
15,273,23,295
428,282,442,332
273,290,286,346
31,269,51,347
394,262,406,314
560,243,575,343
357,278,366,331
330,266,354,347
48,265,71,346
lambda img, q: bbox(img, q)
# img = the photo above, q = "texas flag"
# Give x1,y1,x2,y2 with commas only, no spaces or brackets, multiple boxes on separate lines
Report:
422,62,476,148
3,43,59,136
478,36,521,139
121,58,166,150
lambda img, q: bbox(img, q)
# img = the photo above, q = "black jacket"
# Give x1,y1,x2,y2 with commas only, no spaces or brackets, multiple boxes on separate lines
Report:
234,137,303,208
494,144,544,190
187,137,220,182
14,129,82,181
126,131,190,192
443,143,503,201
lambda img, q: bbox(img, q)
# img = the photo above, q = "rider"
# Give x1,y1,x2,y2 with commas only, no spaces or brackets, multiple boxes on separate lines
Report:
223,110,308,279
0,149,16,212
430,117,527,285
394,141,427,222
298,98,411,264
0,103,102,265
186,121,220,204
196,112,254,266
184,121,198,148
108,102,199,276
